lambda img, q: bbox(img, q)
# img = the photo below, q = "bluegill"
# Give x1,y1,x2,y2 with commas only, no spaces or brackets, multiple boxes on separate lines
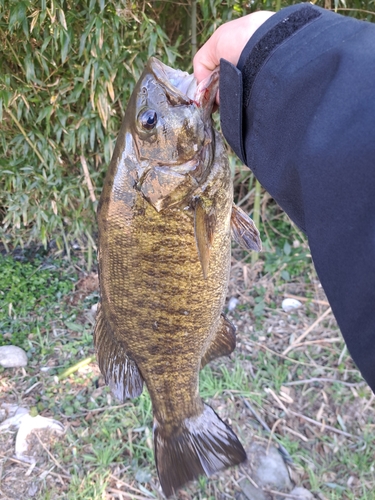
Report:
94,57,261,497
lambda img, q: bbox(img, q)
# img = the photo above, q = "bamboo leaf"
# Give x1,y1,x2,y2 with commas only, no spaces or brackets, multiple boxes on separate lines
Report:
24,53,36,81
9,1,27,30
60,29,70,64
107,80,115,101
58,8,68,30
30,10,40,33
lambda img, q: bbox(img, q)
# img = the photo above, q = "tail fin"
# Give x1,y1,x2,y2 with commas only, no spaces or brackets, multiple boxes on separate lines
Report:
154,404,246,497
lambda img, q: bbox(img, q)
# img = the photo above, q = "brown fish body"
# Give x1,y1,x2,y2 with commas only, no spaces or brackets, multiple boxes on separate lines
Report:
95,58,261,496
98,133,231,426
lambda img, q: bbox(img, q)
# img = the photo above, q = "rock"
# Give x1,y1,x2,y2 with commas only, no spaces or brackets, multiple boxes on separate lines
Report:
228,297,239,312
289,487,314,499
239,443,293,500
15,414,65,463
0,345,28,368
282,298,302,312
251,443,293,491
0,404,29,430
237,479,271,500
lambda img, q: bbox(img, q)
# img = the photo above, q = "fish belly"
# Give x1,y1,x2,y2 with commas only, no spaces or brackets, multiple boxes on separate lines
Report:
100,190,231,424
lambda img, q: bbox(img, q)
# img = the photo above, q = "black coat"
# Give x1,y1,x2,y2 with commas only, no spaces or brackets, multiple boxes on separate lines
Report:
220,3,375,391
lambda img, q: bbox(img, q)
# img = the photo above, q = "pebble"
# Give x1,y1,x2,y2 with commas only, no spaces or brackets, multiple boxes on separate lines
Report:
253,443,293,491
227,297,240,312
15,414,65,463
0,404,29,430
282,298,302,313
239,443,293,500
0,345,28,368
289,487,314,499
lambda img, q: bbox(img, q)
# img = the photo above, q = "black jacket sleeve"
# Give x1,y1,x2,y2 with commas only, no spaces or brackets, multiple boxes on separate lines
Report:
219,3,375,391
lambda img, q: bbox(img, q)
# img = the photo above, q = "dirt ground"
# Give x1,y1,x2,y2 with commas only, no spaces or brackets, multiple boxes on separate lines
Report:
1,253,374,500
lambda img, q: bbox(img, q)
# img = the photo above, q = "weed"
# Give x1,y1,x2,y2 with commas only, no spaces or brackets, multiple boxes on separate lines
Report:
0,253,77,348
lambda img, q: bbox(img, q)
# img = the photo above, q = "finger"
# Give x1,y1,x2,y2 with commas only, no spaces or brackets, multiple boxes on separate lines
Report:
193,35,220,83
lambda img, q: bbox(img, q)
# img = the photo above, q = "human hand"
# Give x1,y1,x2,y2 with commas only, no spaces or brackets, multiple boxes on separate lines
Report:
193,11,275,104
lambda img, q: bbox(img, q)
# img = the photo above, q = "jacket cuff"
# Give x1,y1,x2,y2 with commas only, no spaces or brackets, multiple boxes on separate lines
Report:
220,3,322,164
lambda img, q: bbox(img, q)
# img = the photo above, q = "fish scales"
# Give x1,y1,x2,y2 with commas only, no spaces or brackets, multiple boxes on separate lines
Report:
99,136,231,424
95,57,261,497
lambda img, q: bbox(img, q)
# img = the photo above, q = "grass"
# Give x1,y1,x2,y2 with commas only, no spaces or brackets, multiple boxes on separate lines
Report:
0,250,78,349
1,215,375,499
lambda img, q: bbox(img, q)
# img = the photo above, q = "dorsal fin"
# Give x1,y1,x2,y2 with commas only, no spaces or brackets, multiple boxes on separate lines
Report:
231,204,262,252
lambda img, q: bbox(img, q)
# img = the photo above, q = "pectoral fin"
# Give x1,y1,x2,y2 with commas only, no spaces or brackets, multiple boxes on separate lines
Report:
94,303,144,401
201,314,236,368
194,198,217,279
231,204,262,252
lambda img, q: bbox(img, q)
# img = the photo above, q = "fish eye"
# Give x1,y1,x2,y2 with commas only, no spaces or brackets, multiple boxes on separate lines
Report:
139,109,157,130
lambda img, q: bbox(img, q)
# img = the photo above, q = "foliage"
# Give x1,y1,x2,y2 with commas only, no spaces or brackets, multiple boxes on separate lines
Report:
0,251,77,347
1,0,375,253
0,0,250,251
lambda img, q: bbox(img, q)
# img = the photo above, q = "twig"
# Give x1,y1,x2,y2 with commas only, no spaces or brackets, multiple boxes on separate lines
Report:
242,399,293,463
242,398,271,432
251,179,261,264
282,307,332,355
109,474,155,497
287,409,358,439
80,155,97,203
284,293,330,306
0,454,70,480
265,387,289,415
24,381,42,395
285,337,342,351
57,356,95,380
78,403,129,414
332,7,375,15
264,489,310,499
284,377,365,388
249,340,323,368
106,488,156,500
8,109,48,168
267,418,283,453
35,432,71,477
283,425,309,442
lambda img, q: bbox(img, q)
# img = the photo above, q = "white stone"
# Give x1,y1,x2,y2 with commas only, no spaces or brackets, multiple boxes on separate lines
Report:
289,487,314,499
282,298,302,313
227,297,239,312
0,404,29,430
0,345,28,368
15,414,65,463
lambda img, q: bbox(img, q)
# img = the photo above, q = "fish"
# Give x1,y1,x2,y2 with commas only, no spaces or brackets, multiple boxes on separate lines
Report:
94,57,261,497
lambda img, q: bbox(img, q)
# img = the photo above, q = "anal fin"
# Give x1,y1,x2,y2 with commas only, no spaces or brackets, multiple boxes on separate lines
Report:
94,302,143,401
231,204,262,252
201,314,236,368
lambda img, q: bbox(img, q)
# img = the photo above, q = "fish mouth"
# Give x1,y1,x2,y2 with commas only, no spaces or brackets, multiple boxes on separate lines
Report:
148,57,219,113
148,57,197,102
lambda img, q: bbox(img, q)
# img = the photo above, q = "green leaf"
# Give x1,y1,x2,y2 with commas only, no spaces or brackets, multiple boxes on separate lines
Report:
65,321,85,332
24,53,36,81
283,241,291,256
9,1,27,30
281,270,290,281
36,106,53,123
60,30,70,64
58,8,67,30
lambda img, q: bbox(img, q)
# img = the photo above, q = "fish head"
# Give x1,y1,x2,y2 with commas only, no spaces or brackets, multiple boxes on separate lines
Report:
125,57,219,211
